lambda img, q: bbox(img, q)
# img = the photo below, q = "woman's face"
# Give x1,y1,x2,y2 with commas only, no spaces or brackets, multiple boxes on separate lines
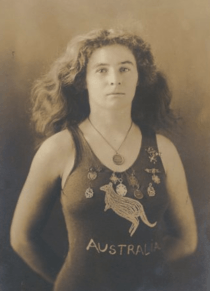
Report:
85,44,139,111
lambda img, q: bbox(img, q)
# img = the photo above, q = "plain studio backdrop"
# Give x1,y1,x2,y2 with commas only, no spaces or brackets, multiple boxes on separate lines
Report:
0,0,209,290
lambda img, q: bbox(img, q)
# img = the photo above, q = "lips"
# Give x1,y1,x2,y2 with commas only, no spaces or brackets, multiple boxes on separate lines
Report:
107,92,125,96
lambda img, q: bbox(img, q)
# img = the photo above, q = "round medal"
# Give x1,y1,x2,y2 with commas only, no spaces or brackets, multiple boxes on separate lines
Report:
113,153,125,165
134,189,144,199
87,171,97,181
116,183,127,196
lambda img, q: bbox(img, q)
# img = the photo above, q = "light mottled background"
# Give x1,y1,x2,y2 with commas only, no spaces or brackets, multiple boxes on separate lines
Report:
0,0,209,290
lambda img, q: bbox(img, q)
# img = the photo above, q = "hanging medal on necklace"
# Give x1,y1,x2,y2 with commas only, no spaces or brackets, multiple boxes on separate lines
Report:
88,118,133,165
113,153,125,165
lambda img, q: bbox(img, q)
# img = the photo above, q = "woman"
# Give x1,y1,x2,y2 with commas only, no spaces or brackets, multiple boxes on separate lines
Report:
11,29,197,291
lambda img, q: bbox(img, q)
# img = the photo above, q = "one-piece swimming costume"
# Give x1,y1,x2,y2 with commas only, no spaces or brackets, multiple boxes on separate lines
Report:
54,124,170,291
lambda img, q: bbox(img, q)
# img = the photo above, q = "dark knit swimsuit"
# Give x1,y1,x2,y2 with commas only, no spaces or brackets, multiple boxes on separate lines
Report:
53,125,170,291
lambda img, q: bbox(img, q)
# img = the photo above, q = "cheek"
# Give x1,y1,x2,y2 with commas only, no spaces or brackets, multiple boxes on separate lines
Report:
88,82,99,93
126,70,138,86
86,78,103,96
129,75,138,89
88,78,105,91
127,77,138,97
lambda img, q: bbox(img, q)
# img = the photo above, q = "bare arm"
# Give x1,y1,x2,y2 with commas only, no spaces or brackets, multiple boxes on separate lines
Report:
157,135,198,262
10,130,74,283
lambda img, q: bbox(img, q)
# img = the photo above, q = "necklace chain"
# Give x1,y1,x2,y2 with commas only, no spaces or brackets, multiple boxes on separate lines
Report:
88,117,133,154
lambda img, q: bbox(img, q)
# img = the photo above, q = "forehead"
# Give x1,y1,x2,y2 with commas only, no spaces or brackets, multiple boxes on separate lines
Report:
87,44,136,67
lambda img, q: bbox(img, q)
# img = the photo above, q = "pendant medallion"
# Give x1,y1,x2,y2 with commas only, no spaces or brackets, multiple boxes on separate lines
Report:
113,153,125,165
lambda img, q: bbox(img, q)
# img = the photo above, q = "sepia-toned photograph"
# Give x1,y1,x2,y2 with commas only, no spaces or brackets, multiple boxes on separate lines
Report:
0,0,209,290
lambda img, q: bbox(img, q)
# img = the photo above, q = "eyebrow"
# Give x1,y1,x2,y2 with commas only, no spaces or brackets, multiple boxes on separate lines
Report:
120,61,135,66
92,60,135,69
93,63,109,68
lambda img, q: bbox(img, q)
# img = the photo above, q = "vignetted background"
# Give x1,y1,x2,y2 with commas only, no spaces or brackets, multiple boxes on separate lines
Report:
0,0,209,290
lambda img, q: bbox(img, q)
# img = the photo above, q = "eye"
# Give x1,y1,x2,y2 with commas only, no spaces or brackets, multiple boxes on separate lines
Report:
96,68,107,73
120,67,130,72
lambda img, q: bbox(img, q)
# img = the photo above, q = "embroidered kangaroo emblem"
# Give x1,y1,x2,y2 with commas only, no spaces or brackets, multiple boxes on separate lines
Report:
100,182,157,236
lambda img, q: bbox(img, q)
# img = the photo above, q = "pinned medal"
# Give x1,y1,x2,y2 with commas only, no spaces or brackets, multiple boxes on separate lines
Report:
145,147,161,164
152,174,160,184
134,189,144,199
110,172,120,184
147,183,156,197
125,169,143,199
126,171,139,188
85,187,94,198
87,168,97,181
145,168,161,184
145,168,161,174
116,183,127,196
116,176,128,197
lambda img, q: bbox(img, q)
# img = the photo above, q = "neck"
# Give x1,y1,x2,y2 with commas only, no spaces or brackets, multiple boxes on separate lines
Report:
89,107,132,133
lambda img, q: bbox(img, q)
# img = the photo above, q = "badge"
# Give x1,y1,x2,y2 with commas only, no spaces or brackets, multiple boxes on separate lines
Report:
87,168,98,180
147,183,156,196
85,187,94,198
116,182,127,196
134,189,144,199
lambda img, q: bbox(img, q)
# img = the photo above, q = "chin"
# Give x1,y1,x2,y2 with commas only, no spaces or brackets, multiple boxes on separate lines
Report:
107,101,132,111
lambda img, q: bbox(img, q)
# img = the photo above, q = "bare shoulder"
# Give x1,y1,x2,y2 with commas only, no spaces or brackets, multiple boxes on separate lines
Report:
156,134,179,156
38,129,74,156
156,133,176,151
156,134,181,174
32,129,75,179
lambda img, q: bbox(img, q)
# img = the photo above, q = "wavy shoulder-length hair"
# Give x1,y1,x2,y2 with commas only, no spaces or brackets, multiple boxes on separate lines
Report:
31,28,176,137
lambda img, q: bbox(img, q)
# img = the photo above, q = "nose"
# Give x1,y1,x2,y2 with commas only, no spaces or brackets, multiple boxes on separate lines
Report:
110,81,121,85
109,70,122,85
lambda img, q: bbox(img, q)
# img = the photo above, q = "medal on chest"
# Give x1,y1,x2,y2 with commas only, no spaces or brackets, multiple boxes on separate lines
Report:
116,181,127,196
126,169,144,200
110,173,128,197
